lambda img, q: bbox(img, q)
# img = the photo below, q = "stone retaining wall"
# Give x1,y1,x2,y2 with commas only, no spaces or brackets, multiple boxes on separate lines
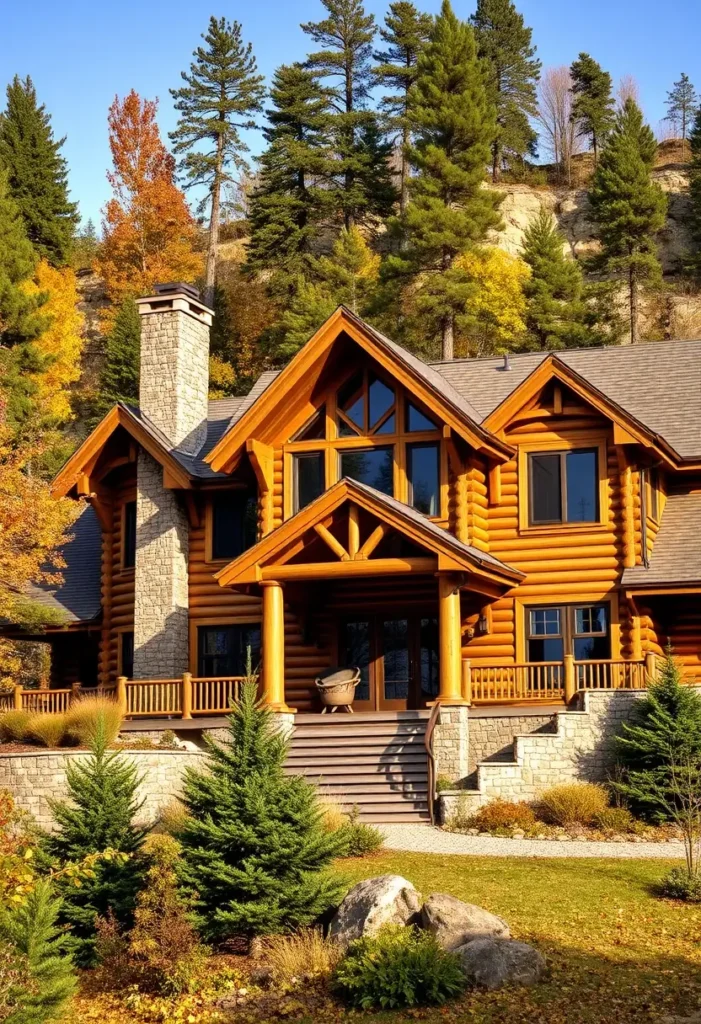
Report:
467,712,556,778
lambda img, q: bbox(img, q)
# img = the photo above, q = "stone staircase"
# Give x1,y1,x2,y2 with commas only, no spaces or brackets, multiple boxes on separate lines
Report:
285,711,431,823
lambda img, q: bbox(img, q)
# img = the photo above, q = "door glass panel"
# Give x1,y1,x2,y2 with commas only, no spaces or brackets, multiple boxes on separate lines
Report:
382,619,409,701
419,618,439,700
407,443,439,515
340,447,393,495
566,449,598,522
342,620,371,702
530,453,562,523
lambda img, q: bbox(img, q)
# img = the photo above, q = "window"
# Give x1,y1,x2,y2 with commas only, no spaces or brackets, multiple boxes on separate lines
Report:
120,631,134,679
293,452,324,512
122,500,137,570
197,624,261,678
406,402,436,432
337,371,396,437
529,448,598,525
340,446,393,495
527,604,610,664
210,491,257,561
407,443,439,516
293,407,325,441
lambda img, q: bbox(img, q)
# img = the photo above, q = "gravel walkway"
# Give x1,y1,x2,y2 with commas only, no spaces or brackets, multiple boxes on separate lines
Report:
379,824,686,859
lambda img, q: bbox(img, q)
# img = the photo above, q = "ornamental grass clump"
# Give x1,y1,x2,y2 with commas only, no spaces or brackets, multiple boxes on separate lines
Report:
25,712,67,748
537,782,609,826
263,928,342,983
333,925,465,1010
0,710,32,743
65,695,123,746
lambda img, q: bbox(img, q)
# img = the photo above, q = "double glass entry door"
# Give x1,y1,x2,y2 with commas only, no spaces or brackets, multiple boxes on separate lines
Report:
339,616,439,711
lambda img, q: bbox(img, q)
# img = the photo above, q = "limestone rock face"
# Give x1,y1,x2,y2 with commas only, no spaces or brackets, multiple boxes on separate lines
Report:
456,937,546,989
329,875,421,947
419,893,510,950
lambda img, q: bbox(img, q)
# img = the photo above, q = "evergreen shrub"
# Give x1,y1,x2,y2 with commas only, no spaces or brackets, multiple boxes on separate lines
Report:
658,866,701,903
335,807,384,858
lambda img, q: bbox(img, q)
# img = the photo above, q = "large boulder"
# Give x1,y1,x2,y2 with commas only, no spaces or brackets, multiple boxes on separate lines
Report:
419,893,510,950
329,875,421,947
456,937,545,990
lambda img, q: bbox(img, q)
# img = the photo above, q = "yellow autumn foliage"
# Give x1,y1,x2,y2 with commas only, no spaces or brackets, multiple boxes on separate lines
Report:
455,247,530,356
26,260,84,424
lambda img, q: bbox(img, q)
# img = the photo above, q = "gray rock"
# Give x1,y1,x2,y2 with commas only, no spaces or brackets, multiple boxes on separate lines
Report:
329,875,421,947
456,937,545,989
419,893,510,950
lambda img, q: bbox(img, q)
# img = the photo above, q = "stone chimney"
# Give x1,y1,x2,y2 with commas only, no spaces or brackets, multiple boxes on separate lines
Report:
132,284,213,680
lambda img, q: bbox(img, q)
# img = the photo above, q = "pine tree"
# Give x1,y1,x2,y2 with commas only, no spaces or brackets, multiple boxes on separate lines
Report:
72,217,98,271
302,0,397,229
0,173,46,348
589,99,667,344
471,0,541,182
0,76,79,266
373,2,432,213
44,723,148,965
246,64,331,280
170,16,265,306
685,106,701,279
664,73,697,144
387,0,502,360
570,53,615,166
177,680,346,940
0,879,77,1024
93,297,140,419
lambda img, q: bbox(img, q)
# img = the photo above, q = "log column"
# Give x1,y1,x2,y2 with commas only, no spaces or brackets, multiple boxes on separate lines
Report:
436,574,467,705
260,580,293,712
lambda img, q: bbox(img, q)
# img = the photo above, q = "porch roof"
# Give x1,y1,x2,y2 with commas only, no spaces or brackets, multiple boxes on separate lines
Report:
215,477,524,591
622,490,701,592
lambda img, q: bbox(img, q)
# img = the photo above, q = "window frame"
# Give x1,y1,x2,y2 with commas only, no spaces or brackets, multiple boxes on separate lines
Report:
292,450,326,514
205,487,258,564
525,602,611,663
406,441,441,517
191,619,262,678
121,499,137,571
518,435,608,533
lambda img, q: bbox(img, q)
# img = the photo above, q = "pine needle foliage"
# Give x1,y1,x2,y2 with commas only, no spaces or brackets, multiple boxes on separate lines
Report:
44,719,148,965
684,107,701,281
570,53,615,165
664,73,697,144
93,296,140,420
177,680,347,940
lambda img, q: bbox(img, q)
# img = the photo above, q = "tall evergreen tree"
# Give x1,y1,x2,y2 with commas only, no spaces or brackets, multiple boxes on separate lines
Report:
373,2,432,213
246,63,331,280
170,16,265,305
302,0,396,229
177,681,346,940
387,0,502,360
93,297,140,420
471,0,541,182
664,73,697,144
589,99,667,344
570,53,615,166
685,107,701,279
0,76,79,266
44,723,148,965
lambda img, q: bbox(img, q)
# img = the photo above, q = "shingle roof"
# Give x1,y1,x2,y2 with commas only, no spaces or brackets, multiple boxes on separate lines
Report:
622,491,701,588
431,339,701,459
24,505,103,623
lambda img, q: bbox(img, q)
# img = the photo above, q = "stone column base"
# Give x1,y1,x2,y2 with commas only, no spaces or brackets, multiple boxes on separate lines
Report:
431,705,469,785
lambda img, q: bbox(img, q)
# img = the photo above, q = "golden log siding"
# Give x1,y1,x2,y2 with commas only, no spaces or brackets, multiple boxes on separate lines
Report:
40,308,701,717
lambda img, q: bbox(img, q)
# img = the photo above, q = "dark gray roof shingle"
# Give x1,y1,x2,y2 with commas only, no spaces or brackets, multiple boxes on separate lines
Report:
25,505,103,623
622,491,701,588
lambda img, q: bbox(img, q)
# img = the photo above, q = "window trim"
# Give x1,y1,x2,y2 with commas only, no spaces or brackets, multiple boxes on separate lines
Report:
205,487,258,564
515,593,621,664
292,450,326,515
189,617,262,677
525,602,611,661
518,434,608,533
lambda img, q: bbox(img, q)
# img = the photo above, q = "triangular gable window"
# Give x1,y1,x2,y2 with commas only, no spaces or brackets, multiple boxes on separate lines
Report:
293,406,326,441
406,402,436,432
337,370,396,437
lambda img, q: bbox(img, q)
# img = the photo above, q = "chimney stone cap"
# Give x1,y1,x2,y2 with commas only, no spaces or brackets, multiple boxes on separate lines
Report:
136,282,213,325
154,281,200,300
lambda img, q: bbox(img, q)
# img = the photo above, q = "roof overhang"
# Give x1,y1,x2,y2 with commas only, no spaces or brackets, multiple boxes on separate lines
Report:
215,477,524,595
624,583,701,597
205,307,514,474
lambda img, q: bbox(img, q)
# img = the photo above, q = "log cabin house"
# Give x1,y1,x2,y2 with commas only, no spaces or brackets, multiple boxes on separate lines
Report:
3,284,701,819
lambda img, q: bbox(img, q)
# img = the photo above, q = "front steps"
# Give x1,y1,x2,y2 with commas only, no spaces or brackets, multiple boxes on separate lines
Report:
285,711,431,823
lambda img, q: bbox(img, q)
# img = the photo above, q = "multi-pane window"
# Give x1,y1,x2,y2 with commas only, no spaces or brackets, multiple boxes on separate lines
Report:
210,491,257,560
527,604,610,664
293,452,325,512
340,446,393,495
407,443,439,516
337,372,396,437
122,500,137,569
529,449,598,525
197,624,261,678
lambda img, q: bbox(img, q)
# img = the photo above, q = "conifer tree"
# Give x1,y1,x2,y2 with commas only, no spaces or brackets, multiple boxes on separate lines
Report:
0,879,77,1023
684,107,701,280
373,2,432,212
302,0,396,229
72,217,99,271
570,53,615,165
170,16,265,305
664,73,697,144
0,76,79,266
177,681,346,939
94,297,140,419
0,173,46,348
44,722,148,965
387,0,502,360
471,0,541,182
246,63,331,280
589,99,667,344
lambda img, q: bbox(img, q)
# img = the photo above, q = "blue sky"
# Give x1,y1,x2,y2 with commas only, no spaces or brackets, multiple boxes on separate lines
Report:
1,0,697,227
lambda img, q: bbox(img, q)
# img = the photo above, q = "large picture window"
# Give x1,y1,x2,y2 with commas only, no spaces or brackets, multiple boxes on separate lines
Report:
210,491,257,561
529,448,598,525
340,447,393,495
197,624,261,678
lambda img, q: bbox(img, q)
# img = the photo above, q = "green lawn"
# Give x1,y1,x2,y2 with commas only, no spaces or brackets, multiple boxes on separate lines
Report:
330,851,701,1024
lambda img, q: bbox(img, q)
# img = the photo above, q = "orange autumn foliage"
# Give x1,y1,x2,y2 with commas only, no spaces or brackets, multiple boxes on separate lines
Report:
97,91,203,321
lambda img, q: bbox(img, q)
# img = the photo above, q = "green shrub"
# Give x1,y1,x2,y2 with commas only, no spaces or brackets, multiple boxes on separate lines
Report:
25,713,67,748
65,696,123,746
469,799,537,832
158,729,177,749
333,925,465,1009
0,710,32,743
657,867,701,903
435,775,456,794
335,808,384,858
593,806,636,833
537,782,609,825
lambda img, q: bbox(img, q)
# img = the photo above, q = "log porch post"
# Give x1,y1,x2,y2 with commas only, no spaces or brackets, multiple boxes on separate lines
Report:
436,574,467,705
260,580,293,712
